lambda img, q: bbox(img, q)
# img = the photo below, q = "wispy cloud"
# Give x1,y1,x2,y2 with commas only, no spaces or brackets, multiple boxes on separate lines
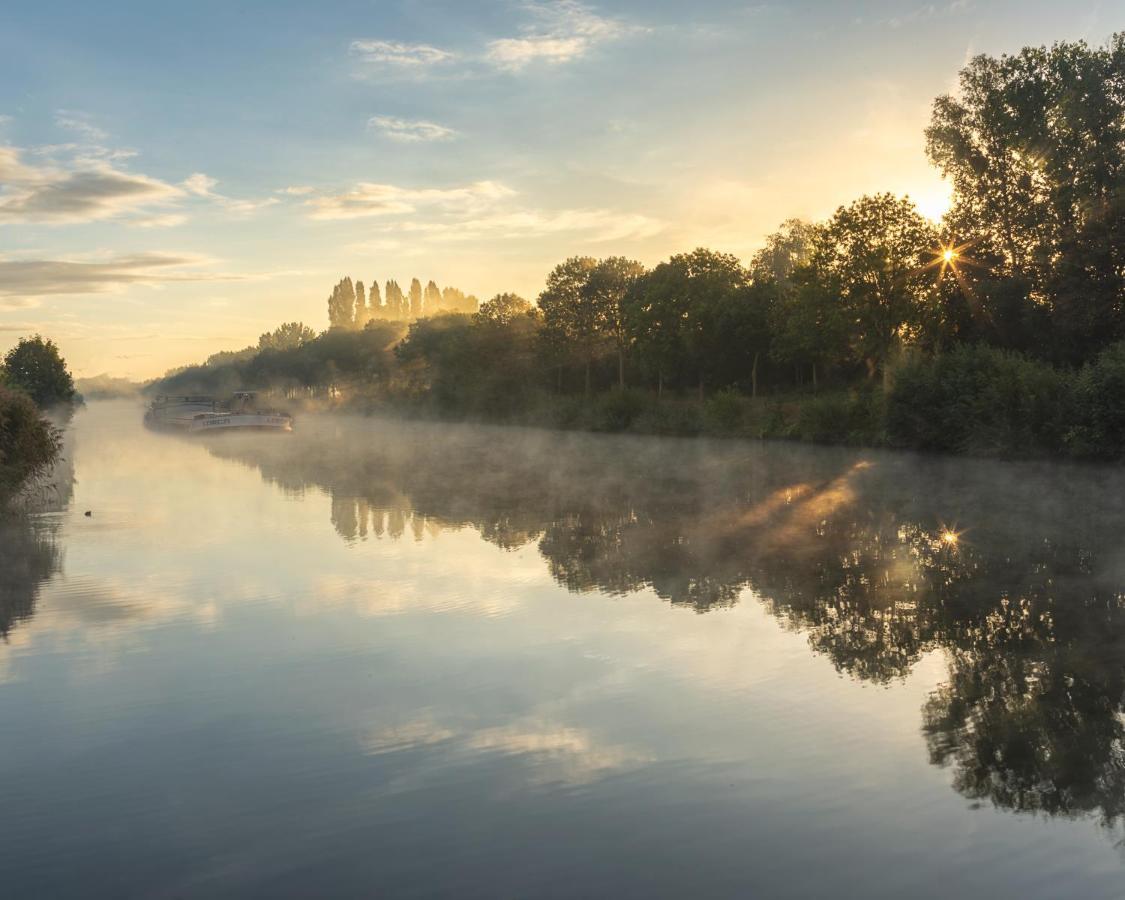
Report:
368,116,458,143
53,109,109,143
349,40,456,70
351,2,645,79
181,172,278,214
884,0,970,29
486,0,644,71
0,252,242,307
305,180,514,220
0,146,183,225
395,207,664,243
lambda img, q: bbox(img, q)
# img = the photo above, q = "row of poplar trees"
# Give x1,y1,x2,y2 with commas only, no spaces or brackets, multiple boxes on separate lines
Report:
327,277,479,329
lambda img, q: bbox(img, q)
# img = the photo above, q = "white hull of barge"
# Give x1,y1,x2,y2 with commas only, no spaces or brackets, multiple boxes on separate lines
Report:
188,413,293,433
144,396,293,434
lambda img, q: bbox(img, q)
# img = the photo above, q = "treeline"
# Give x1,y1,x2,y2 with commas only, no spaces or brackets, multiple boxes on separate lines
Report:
155,35,1125,460
327,276,478,329
0,336,73,499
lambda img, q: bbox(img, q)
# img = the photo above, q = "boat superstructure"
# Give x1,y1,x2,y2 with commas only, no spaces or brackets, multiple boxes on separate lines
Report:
145,393,293,434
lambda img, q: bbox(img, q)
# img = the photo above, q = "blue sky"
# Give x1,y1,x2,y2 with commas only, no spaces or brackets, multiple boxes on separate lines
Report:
0,0,1117,377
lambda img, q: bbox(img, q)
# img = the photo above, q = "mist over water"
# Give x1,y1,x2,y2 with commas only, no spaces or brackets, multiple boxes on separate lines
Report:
2,401,1125,898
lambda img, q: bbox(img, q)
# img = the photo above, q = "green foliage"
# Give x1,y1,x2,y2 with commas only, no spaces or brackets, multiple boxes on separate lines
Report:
886,345,1073,456
1069,343,1125,459
926,34,1125,363
702,389,745,434
2,336,76,408
812,193,939,377
476,293,533,326
0,385,61,498
590,389,647,432
794,389,884,445
258,322,317,352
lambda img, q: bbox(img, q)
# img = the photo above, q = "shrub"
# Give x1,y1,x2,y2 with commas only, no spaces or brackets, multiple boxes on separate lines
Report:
886,344,1073,456
702,389,746,435
0,386,61,499
794,389,883,445
1069,342,1125,460
591,389,648,432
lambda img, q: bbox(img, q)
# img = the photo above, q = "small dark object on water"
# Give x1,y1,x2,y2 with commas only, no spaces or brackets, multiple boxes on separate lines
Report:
84,510,92,517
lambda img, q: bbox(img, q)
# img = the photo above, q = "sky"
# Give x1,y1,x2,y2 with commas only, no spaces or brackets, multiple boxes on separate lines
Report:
0,0,1118,379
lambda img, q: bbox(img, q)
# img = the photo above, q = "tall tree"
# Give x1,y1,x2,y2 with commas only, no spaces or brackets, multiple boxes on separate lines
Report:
1,336,76,407
585,257,646,389
476,293,533,326
749,219,818,288
538,257,600,394
327,277,356,329
368,280,383,320
424,280,443,316
926,34,1125,361
624,249,754,397
355,281,370,329
409,278,424,319
258,322,317,352
812,194,938,379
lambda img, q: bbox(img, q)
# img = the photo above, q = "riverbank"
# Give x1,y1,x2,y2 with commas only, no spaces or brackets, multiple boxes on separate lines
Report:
330,341,1125,463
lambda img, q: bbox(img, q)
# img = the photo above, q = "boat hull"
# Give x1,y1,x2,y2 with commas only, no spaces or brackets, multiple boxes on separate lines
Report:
188,413,293,434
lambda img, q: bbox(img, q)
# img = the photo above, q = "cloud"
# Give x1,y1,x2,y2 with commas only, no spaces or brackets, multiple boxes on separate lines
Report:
349,40,455,69
54,109,109,143
180,172,278,214
396,207,665,243
351,3,643,78
0,252,243,307
884,1,970,29
0,146,183,225
279,185,315,196
305,180,514,220
129,213,189,229
486,0,642,71
368,116,458,143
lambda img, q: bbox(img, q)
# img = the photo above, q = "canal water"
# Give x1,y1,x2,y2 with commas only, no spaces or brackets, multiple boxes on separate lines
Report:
2,400,1123,898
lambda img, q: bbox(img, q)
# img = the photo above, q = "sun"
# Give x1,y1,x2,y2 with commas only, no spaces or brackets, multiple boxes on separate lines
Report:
943,248,956,263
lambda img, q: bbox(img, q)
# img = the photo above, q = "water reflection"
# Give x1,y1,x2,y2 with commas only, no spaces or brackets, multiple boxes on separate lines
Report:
0,441,72,640
205,416,1125,828
0,517,62,639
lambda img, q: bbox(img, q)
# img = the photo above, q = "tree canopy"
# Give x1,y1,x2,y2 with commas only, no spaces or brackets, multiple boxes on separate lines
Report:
2,336,77,408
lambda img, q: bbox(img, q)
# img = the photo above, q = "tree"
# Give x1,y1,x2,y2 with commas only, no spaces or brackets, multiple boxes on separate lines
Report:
926,34,1125,362
538,257,601,394
258,322,317,352
476,293,534,326
409,278,423,319
585,257,646,389
749,219,818,288
442,286,466,313
355,281,370,329
424,280,443,316
327,277,356,329
624,249,754,397
2,336,76,407
768,268,849,388
812,194,938,379
368,280,383,319
386,280,404,320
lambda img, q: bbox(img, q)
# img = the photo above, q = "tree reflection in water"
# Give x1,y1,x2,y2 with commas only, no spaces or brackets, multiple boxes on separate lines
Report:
0,517,62,639
205,417,1125,828
0,444,71,640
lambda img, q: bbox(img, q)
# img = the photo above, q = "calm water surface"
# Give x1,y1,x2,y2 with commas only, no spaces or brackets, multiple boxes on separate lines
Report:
3,400,1125,898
